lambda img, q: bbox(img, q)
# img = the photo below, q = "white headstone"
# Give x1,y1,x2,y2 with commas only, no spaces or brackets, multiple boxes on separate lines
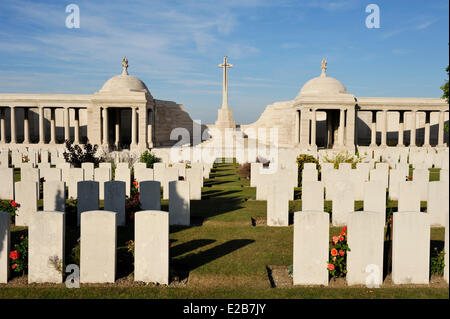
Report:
0,168,14,200
293,211,329,286
363,181,386,219
134,210,169,284
427,181,449,227
347,211,385,286
267,182,290,226
81,162,94,181
302,181,324,211
115,168,131,197
14,181,38,226
94,167,111,200
398,181,421,212
63,168,84,199
43,181,66,212
162,167,179,200
77,181,99,226
0,212,10,283
140,181,161,211
332,180,354,226
28,211,65,283
80,210,117,283
392,212,430,284
412,168,429,201
169,181,190,225
186,168,202,200
104,181,126,226
40,168,61,182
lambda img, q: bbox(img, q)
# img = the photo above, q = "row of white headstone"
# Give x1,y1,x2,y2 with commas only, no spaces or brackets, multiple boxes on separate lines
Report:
0,161,211,202
293,211,449,286
250,162,449,227
9,179,191,228
0,148,67,169
0,210,170,285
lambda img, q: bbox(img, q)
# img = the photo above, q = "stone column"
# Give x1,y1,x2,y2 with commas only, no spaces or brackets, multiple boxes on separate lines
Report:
102,107,108,146
0,108,5,144
10,106,16,144
74,108,80,144
115,109,120,148
64,108,70,142
370,111,377,147
147,109,153,148
294,110,300,144
438,110,445,147
310,108,317,147
398,111,404,147
50,108,56,144
23,108,30,144
38,107,45,144
138,106,147,149
410,110,416,147
131,107,137,146
423,111,431,147
380,110,387,147
338,108,345,146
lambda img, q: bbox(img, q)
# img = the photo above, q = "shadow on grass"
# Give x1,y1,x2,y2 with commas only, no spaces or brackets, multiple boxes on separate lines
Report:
202,189,242,199
170,239,216,258
172,239,255,274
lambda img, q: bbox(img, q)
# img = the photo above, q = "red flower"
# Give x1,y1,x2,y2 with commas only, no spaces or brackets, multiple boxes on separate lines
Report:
340,250,345,256
11,200,17,208
9,251,19,260
327,264,335,271
332,236,339,245
340,231,346,237
331,248,338,257
342,226,347,232
339,236,344,242
11,264,17,270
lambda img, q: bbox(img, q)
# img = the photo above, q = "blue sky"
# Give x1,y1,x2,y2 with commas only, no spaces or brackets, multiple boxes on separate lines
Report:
0,0,448,124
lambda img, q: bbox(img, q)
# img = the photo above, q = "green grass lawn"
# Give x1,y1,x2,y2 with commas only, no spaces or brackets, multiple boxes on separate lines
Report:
1,160,448,299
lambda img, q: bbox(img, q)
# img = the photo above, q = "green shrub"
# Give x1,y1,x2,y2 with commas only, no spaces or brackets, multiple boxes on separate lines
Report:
296,154,320,185
322,150,363,169
430,247,445,276
140,150,159,168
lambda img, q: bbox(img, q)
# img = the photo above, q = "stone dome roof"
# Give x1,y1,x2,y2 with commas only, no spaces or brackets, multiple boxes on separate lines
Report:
296,59,350,98
99,57,150,94
100,74,150,93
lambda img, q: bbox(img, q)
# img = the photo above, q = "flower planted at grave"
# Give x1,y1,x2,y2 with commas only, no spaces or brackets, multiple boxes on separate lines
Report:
0,199,20,224
21,155,30,163
327,226,350,280
9,235,28,276
126,179,141,221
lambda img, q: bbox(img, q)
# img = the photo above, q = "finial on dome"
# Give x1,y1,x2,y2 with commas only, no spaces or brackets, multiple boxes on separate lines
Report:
321,58,327,77
122,56,128,75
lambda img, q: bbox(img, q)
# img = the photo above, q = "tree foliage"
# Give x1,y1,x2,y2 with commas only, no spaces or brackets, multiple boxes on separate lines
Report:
63,139,103,168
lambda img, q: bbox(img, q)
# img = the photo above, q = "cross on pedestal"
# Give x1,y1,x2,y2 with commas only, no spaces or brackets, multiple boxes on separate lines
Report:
218,56,233,109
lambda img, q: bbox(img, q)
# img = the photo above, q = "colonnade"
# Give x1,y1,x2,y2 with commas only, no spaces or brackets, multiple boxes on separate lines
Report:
0,106,83,145
367,109,447,147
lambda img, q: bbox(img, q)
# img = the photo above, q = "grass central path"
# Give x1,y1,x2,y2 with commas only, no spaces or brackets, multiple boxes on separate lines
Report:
1,159,448,299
